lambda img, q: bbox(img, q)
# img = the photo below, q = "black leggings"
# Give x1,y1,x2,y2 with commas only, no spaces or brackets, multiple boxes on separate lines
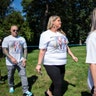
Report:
44,65,65,96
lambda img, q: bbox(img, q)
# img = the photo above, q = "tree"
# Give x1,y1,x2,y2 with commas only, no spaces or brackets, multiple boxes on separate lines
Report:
0,0,14,39
67,0,96,44
2,11,24,36
22,0,95,44
0,0,33,45
0,0,14,19
2,11,32,42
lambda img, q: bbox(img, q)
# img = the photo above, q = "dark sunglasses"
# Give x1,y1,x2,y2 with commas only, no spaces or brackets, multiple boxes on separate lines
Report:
13,29,19,32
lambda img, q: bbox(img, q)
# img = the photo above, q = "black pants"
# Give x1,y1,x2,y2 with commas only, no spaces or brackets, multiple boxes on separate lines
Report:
44,65,65,96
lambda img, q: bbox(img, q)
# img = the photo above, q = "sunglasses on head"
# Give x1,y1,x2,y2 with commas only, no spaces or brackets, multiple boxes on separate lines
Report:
13,29,18,32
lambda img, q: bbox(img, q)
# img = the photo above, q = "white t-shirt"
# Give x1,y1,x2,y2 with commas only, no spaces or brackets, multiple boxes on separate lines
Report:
87,68,93,90
86,31,96,63
2,35,27,66
86,31,96,90
39,30,68,65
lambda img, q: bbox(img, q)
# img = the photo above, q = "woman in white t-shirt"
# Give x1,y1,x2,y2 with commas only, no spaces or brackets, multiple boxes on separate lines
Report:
86,8,96,96
36,15,78,96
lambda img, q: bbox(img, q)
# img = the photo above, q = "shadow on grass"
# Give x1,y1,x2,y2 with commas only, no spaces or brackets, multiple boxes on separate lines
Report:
14,75,38,91
62,80,92,96
81,91,92,96
1,75,7,81
28,75,38,91
62,80,76,95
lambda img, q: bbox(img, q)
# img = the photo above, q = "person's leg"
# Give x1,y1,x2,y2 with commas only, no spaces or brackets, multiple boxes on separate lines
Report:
90,64,96,96
17,63,32,95
7,65,15,87
49,65,65,95
60,65,65,96
44,65,65,96
49,83,54,95
7,65,16,93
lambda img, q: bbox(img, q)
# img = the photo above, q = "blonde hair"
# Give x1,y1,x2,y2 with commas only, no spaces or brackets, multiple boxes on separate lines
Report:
91,8,96,31
47,15,66,35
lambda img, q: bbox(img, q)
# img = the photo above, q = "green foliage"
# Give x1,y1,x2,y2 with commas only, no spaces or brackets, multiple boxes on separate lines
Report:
0,0,33,43
22,0,96,44
0,0,96,45
20,21,34,42
0,0,14,18
0,28,4,39
0,0,14,38
2,11,24,37
1,11,33,42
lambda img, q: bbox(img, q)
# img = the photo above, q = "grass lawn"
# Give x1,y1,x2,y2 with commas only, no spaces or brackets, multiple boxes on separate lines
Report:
0,46,92,96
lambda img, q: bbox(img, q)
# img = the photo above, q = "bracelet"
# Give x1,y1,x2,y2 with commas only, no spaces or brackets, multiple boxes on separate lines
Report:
37,64,41,66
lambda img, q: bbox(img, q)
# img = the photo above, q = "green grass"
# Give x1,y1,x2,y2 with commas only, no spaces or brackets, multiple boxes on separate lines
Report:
0,46,91,96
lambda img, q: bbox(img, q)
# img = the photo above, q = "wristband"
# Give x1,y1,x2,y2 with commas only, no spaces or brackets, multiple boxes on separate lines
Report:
37,64,41,66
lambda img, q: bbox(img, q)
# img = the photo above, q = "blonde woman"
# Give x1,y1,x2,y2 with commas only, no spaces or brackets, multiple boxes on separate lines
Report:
36,16,78,96
86,8,96,96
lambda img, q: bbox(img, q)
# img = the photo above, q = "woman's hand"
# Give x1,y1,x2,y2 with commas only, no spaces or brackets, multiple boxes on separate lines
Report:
36,64,42,74
72,56,78,62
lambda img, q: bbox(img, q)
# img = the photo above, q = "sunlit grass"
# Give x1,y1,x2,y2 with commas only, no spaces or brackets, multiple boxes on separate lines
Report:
0,46,91,96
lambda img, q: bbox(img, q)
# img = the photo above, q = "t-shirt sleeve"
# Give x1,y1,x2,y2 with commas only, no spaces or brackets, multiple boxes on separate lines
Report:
63,36,69,44
39,33,48,49
2,38,8,48
23,38,27,48
86,36,96,63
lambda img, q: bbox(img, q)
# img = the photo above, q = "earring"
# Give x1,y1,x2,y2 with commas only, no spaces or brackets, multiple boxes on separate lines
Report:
53,24,56,29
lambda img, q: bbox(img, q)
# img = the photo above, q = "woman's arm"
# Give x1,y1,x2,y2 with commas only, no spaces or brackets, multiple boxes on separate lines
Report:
67,46,78,62
36,49,46,73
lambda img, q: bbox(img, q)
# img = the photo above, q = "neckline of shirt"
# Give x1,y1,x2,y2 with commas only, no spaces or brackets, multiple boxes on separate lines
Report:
48,29,58,34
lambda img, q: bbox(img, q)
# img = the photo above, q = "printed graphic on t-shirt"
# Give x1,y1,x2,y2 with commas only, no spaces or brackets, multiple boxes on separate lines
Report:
10,41,22,53
50,36,67,51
